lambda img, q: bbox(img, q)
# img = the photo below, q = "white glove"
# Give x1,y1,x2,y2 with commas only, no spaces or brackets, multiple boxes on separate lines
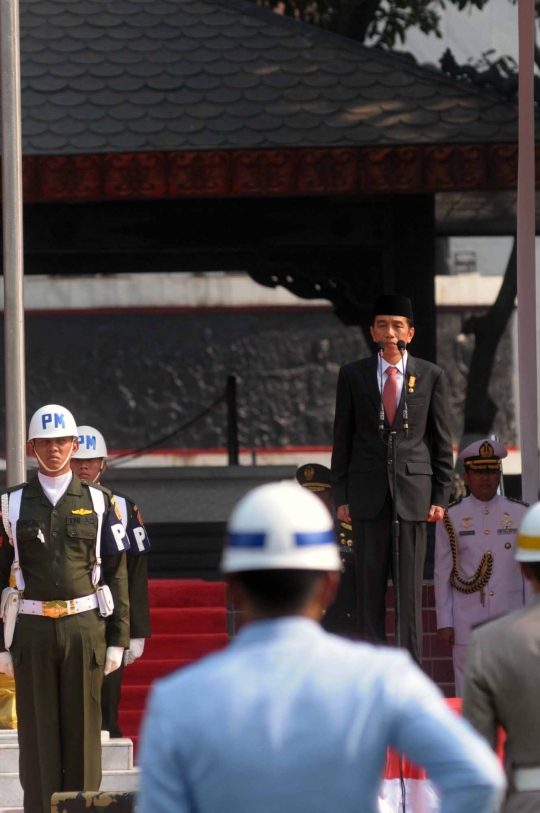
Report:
0,651,14,678
104,646,124,676
124,638,145,666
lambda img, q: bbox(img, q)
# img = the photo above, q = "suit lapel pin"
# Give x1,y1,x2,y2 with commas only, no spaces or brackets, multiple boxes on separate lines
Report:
408,375,416,394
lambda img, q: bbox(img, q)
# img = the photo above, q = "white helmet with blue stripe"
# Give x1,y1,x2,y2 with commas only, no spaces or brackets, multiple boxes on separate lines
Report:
221,481,340,573
73,426,108,459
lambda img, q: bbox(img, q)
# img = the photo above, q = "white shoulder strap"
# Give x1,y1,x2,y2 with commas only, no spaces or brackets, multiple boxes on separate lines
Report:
4,489,25,591
88,486,106,587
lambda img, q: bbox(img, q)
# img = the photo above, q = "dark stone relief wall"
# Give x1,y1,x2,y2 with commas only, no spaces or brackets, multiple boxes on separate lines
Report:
436,311,516,446
5,310,368,451
0,308,515,451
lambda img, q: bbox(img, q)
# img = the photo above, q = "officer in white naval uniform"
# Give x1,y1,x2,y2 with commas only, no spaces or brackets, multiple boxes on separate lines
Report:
139,481,504,813
435,439,529,696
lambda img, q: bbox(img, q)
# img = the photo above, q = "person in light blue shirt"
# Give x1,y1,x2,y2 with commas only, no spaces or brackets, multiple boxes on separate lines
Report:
139,481,505,813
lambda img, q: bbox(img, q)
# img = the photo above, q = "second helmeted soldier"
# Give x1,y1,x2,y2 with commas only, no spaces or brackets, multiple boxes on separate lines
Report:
72,425,151,738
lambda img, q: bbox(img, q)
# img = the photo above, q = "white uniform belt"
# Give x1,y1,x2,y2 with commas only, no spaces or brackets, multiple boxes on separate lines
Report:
514,768,540,792
19,593,98,619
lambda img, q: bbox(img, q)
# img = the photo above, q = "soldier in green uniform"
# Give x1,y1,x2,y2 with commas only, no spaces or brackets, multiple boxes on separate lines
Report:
72,425,151,738
0,404,130,813
296,463,357,635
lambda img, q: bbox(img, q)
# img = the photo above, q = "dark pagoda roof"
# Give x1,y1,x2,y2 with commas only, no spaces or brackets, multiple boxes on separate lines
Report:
21,0,520,156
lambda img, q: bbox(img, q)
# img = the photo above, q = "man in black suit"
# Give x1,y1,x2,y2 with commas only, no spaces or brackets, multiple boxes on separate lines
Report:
331,295,453,662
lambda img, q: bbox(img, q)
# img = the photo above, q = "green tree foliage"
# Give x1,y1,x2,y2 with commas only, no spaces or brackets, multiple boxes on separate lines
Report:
255,0,498,49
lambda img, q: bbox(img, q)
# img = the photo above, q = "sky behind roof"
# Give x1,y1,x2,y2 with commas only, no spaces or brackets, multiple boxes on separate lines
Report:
404,0,519,67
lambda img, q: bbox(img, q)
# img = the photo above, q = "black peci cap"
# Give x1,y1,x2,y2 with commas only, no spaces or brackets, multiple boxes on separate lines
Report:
372,295,413,323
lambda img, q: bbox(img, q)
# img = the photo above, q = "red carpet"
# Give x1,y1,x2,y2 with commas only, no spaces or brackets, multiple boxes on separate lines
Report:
118,579,229,751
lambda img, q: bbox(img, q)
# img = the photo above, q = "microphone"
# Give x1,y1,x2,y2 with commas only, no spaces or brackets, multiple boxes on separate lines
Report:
377,341,385,437
397,341,409,439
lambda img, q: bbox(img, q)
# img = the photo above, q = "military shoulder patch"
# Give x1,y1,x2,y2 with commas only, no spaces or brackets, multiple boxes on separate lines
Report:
111,496,124,523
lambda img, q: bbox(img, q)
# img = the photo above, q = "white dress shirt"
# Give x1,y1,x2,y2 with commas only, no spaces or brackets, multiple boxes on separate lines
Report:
37,471,73,506
377,351,408,408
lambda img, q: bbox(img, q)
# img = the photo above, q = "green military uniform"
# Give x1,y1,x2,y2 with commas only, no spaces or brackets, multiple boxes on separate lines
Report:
295,463,357,636
0,474,130,813
101,492,151,738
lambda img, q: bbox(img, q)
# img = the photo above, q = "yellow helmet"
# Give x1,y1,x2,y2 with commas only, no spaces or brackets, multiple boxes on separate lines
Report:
516,502,540,562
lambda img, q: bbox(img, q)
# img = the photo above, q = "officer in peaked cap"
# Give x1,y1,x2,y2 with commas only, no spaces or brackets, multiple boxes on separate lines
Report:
434,438,529,696
296,464,333,508
296,464,356,635
0,405,130,813
139,481,505,813
72,425,151,739
463,502,540,812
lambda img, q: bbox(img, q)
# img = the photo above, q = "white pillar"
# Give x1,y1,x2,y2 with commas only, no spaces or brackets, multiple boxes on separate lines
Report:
517,0,539,504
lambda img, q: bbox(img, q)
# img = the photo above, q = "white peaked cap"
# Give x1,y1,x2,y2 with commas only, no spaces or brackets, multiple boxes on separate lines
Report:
458,439,507,461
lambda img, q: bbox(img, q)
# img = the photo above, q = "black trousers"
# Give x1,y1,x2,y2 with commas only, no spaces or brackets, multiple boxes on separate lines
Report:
322,561,357,637
352,494,426,663
101,658,126,738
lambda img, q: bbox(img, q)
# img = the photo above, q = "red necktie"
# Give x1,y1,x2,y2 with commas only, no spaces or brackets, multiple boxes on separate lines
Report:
383,366,399,426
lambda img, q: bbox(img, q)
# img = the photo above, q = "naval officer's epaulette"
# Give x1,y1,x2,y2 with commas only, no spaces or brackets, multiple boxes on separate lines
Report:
447,497,463,509
506,496,529,507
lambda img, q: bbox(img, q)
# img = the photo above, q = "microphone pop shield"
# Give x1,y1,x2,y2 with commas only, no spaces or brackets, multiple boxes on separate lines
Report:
376,341,385,354
397,340,406,353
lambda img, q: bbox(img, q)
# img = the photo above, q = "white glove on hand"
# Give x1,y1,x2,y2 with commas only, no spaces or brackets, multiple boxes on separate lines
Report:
124,638,145,666
0,651,14,678
104,646,124,676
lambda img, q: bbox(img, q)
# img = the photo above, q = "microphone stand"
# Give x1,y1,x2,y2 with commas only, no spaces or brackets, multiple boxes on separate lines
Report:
383,340,408,813
377,342,385,438
388,427,401,649
389,343,408,651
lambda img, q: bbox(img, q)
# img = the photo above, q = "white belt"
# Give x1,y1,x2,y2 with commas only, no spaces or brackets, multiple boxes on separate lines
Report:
19,593,98,619
514,768,540,792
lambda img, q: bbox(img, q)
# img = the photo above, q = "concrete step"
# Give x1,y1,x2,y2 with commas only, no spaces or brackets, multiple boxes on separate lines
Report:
0,769,139,808
0,741,134,773
0,737,138,808
100,768,140,792
0,738,134,772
